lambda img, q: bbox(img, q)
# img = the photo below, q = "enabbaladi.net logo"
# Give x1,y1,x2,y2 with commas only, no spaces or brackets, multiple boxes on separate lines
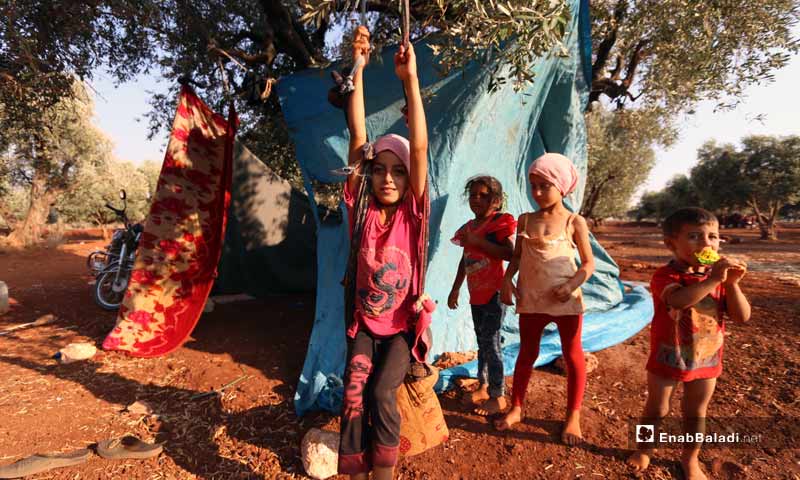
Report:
628,418,798,449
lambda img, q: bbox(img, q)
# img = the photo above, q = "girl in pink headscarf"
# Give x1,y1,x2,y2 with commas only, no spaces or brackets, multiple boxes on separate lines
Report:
495,152,595,446
337,26,433,480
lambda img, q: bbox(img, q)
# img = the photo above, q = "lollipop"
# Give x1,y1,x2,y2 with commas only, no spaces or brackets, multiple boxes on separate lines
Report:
694,247,720,265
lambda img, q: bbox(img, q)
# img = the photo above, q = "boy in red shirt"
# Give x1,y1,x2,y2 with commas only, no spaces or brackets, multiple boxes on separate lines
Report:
627,208,750,480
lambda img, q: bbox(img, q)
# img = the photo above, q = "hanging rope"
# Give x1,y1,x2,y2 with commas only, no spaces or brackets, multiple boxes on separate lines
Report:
217,58,231,95
401,0,410,48
212,47,249,74
360,0,367,26
399,0,411,121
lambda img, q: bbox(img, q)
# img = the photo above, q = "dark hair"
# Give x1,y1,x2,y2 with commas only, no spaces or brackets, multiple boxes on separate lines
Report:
662,207,718,237
464,175,506,211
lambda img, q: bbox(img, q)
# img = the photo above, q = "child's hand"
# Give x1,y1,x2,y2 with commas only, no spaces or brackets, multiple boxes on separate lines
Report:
500,277,517,306
709,257,736,283
552,283,574,303
394,42,418,82
724,258,748,285
352,25,371,67
447,288,459,309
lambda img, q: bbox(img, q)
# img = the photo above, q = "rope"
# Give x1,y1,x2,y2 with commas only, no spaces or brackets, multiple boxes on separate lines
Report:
399,0,411,122
217,58,231,95
401,0,410,47
343,161,373,331
360,0,367,26
214,47,248,73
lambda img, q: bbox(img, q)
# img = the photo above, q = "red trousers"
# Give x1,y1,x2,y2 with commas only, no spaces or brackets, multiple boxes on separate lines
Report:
511,313,586,411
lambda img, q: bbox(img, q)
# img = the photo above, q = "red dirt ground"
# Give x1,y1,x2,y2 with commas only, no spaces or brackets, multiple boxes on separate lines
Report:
0,224,798,479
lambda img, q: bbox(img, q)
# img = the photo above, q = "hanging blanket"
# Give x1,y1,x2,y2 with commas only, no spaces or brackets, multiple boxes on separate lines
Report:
102,85,237,357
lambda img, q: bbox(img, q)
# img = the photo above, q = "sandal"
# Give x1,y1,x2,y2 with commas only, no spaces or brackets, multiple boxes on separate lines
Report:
96,436,163,460
0,449,91,479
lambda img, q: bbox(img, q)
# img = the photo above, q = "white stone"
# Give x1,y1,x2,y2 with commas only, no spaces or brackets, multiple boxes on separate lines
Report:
301,428,339,480
58,342,97,363
126,400,154,416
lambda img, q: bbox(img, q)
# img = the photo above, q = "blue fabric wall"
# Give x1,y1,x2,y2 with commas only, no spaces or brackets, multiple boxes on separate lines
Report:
279,0,650,415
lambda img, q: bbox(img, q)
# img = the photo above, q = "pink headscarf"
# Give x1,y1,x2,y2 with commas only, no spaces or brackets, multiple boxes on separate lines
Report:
370,133,410,172
528,152,579,196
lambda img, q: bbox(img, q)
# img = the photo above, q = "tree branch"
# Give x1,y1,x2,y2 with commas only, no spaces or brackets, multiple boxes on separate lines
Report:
609,54,623,81
621,39,648,89
259,0,319,68
210,45,275,68
591,0,628,83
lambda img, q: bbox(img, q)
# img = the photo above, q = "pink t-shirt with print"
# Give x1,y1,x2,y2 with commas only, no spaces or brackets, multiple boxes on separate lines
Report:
344,182,423,338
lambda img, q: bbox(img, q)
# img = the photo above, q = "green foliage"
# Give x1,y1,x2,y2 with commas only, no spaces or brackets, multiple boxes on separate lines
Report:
137,160,163,202
582,105,676,221
0,0,159,131
57,157,155,225
0,83,110,198
630,174,700,222
590,0,800,112
632,135,800,239
4,0,799,239
424,0,572,90
690,135,800,239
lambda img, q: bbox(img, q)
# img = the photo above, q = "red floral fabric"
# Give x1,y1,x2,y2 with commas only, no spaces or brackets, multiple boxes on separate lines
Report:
102,86,237,357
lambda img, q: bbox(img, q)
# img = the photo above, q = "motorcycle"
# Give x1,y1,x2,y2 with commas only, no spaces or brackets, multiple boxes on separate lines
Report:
91,190,143,310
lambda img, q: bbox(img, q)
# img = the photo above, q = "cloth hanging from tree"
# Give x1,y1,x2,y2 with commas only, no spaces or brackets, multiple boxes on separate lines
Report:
103,85,237,357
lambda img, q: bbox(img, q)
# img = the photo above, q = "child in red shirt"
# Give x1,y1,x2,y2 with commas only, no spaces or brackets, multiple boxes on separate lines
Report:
448,176,516,415
628,208,750,480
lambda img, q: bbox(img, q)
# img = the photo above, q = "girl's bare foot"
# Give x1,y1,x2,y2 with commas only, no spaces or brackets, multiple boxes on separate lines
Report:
626,450,651,472
561,410,583,445
462,385,490,406
474,396,507,416
681,456,708,480
494,406,522,430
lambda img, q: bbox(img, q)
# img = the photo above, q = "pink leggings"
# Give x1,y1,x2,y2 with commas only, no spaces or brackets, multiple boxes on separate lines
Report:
511,313,586,411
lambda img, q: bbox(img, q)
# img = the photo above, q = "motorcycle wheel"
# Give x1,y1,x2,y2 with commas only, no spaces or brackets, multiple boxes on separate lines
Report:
94,268,130,311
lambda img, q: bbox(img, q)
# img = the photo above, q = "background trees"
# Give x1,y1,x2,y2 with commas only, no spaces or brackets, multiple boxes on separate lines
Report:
2,0,799,242
581,105,676,223
632,135,800,240
691,136,800,239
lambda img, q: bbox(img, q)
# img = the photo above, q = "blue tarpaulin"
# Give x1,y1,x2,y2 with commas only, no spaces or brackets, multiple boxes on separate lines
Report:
278,0,652,415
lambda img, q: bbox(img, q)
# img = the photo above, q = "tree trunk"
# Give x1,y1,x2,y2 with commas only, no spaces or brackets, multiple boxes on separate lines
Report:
749,198,778,240
5,171,59,246
761,221,778,240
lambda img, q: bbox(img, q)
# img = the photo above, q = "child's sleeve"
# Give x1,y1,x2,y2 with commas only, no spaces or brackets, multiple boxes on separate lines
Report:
404,183,426,222
650,267,682,304
342,179,356,211
492,213,517,242
450,223,468,246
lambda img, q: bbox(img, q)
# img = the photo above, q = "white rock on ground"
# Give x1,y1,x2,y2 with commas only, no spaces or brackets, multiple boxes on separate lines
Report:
0,281,8,315
58,343,97,363
126,400,155,416
301,428,340,480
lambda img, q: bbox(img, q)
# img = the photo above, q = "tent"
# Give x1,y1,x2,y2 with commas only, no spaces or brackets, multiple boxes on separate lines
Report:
277,0,653,415
214,142,317,297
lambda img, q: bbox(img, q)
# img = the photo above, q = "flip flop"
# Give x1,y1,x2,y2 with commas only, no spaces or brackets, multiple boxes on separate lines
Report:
0,449,91,479
96,436,163,460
